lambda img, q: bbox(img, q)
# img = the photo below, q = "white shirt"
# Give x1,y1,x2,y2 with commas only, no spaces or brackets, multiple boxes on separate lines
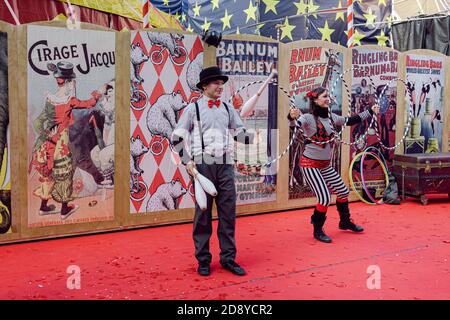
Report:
172,96,249,159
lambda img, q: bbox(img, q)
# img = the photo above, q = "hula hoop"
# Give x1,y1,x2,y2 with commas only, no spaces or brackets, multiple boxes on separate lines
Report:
290,65,377,147
368,77,415,151
328,67,378,146
227,79,296,169
349,152,372,204
360,149,389,204
227,68,414,169
289,63,339,145
363,146,389,173
349,150,389,205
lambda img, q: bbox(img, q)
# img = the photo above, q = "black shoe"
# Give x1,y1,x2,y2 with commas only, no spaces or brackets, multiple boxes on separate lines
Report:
314,230,332,243
339,220,364,232
197,263,210,276
221,260,246,276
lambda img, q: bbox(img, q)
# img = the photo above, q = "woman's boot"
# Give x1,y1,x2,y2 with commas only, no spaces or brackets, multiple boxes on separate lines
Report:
311,209,332,243
337,200,364,232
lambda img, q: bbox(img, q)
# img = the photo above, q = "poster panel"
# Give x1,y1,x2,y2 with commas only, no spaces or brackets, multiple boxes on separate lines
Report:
350,48,398,196
129,30,203,213
27,25,115,227
0,30,11,234
404,54,445,153
217,39,278,205
287,44,344,200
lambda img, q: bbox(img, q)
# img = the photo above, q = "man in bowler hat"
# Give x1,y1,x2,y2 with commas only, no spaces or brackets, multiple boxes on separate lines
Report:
172,66,254,276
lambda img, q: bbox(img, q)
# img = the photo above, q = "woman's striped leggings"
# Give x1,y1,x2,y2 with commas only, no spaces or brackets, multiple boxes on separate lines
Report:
301,166,349,210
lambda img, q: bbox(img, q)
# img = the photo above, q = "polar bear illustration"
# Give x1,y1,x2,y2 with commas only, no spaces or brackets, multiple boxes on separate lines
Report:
147,32,184,58
130,42,148,85
130,135,149,192
130,43,149,103
145,179,187,212
186,52,203,92
146,92,186,141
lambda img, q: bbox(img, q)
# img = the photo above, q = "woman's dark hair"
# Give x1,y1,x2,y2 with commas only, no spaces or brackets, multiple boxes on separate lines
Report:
306,86,338,138
306,86,328,114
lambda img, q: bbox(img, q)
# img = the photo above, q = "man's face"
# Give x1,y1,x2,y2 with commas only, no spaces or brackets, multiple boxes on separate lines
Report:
202,79,224,100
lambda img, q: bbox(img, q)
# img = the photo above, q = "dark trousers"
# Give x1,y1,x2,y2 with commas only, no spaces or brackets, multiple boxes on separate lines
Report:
193,163,237,265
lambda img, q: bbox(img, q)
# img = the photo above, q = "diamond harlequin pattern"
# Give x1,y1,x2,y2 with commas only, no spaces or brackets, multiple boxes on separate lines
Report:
130,31,204,213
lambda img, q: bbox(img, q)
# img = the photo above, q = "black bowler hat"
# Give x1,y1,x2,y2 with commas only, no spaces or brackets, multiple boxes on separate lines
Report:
196,66,228,90
47,61,76,79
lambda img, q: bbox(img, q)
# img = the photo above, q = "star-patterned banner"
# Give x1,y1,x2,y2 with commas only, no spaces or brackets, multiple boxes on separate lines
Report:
259,0,392,46
154,0,393,47
181,0,257,35
306,1,349,46
353,0,392,46
259,1,308,43
149,0,185,20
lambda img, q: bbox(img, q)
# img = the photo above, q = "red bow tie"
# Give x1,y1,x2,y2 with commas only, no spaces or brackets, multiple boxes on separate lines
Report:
208,99,221,108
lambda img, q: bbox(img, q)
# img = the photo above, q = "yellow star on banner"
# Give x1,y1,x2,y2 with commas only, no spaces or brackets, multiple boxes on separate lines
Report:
318,20,335,42
201,17,211,31
262,0,280,14
375,30,389,46
364,7,377,27
163,0,169,6
173,12,181,21
352,29,365,46
386,15,394,24
187,24,194,33
378,0,387,6
181,13,186,23
294,0,307,15
193,1,201,17
211,0,220,11
308,0,320,18
280,17,295,41
335,0,345,22
220,9,233,30
244,1,258,23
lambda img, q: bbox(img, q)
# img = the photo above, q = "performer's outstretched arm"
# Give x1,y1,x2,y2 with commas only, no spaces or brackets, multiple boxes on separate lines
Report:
332,104,380,126
229,106,254,145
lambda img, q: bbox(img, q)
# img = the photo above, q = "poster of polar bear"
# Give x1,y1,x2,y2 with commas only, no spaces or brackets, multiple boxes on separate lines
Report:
130,30,204,214
27,26,115,227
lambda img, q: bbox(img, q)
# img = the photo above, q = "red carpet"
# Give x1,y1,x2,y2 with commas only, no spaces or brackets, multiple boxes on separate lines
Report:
1,195,450,300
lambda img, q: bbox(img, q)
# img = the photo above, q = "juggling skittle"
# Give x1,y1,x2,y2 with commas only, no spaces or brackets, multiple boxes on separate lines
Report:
240,69,278,118
193,168,218,196
194,178,208,211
